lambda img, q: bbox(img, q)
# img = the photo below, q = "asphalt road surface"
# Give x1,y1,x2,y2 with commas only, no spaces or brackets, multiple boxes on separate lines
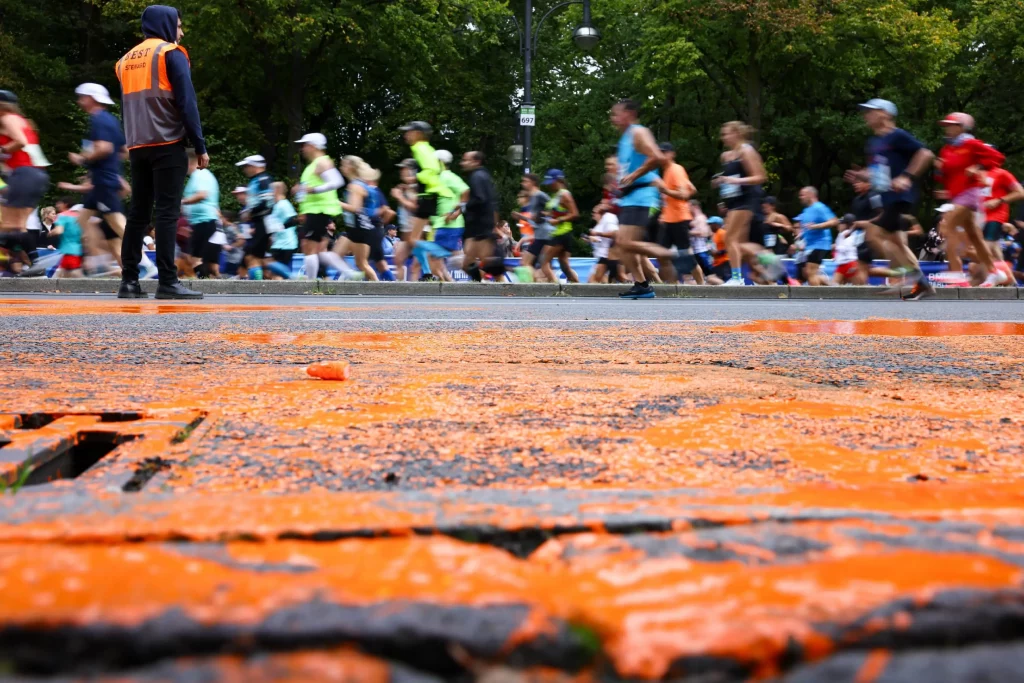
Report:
1,293,1023,682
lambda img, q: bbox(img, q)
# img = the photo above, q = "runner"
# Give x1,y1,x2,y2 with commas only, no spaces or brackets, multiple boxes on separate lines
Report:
335,156,378,281
391,160,426,281
833,214,866,285
761,196,794,256
234,155,273,280
981,165,1024,264
0,89,50,274
69,83,127,273
537,169,580,283
510,174,549,281
844,99,935,300
794,186,838,286
52,202,85,278
426,149,469,282
653,143,702,284
365,171,397,281
935,112,1007,287
707,216,730,284
292,133,355,281
456,151,505,282
398,121,451,276
264,181,298,279
587,204,620,283
713,121,779,286
689,200,714,282
180,148,220,278
608,98,672,298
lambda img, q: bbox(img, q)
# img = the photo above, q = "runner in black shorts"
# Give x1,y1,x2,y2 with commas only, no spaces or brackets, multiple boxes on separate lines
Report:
236,155,273,280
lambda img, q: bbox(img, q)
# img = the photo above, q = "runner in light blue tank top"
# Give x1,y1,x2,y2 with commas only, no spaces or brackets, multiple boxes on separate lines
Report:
617,124,661,209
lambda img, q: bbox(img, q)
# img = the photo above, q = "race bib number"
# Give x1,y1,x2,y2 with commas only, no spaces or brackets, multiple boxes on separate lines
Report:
869,158,891,193
719,176,741,199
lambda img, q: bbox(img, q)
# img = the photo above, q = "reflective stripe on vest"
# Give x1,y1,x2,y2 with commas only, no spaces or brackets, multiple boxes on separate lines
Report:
115,38,187,150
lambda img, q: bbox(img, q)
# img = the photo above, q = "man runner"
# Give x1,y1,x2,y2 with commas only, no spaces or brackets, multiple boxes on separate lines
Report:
844,98,935,300
608,98,671,298
292,132,356,280
653,142,700,283
457,151,503,282
69,83,128,273
981,162,1024,264
399,121,451,270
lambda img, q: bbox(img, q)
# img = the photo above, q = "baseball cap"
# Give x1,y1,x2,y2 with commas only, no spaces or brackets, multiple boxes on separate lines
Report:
658,142,674,152
295,133,327,150
841,213,856,225
858,98,897,117
399,121,432,135
75,83,114,106
936,203,955,213
235,155,266,167
436,149,454,165
0,90,18,105
396,158,417,169
232,186,248,194
543,169,566,184
938,112,974,130
708,216,724,225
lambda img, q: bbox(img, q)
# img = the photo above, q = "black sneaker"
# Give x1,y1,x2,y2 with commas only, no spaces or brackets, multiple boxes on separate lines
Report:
117,280,148,299
155,282,203,299
618,283,644,298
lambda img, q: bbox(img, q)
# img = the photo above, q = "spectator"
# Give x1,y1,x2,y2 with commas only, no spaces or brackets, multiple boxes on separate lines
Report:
382,225,399,257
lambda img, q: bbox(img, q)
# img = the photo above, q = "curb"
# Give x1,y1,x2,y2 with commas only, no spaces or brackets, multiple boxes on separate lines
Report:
1,279,1020,300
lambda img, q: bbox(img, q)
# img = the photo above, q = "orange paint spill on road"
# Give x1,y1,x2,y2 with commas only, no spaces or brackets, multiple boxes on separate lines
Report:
721,320,1024,336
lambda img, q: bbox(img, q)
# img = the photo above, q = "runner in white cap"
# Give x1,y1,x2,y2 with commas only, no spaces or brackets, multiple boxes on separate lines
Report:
69,83,128,274
292,132,358,280
236,155,273,280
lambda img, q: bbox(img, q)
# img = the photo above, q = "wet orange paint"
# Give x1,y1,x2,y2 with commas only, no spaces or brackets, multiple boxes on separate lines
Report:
2,308,1024,678
722,320,1024,336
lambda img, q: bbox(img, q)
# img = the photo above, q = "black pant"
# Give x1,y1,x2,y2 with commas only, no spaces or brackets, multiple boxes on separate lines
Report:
122,142,188,285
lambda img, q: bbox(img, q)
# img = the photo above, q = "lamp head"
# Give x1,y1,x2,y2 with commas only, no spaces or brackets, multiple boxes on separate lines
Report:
572,24,600,50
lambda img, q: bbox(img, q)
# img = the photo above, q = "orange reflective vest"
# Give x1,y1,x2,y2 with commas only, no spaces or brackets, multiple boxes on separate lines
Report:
115,38,188,150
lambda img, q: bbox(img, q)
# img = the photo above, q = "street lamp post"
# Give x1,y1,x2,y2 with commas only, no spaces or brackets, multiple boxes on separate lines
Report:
516,0,599,174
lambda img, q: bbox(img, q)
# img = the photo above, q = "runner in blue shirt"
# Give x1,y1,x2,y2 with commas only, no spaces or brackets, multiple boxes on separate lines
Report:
795,186,838,286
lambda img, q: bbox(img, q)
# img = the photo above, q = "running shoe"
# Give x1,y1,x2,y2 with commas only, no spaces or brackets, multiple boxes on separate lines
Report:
513,266,534,283
721,278,745,286
757,252,784,281
903,279,935,300
980,269,1009,288
619,283,655,299
341,272,367,282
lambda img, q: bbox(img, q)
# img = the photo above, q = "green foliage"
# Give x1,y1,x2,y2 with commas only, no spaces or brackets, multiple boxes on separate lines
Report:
2,0,1020,243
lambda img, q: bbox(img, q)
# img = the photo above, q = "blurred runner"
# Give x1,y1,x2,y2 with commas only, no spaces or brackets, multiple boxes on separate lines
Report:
236,154,273,280
264,181,298,279
399,121,451,277
653,142,702,283
845,99,935,300
456,151,506,282
426,149,468,282
761,196,794,255
365,170,396,281
794,186,838,286
587,204,620,283
935,112,1006,288
69,83,127,273
52,202,84,278
713,121,780,286
833,214,866,285
0,89,50,275
293,133,353,281
609,98,667,298
981,165,1024,263
391,160,428,281
689,200,714,282
511,173,549,281
335,156,378,281
180,147,220,277
538,169,580,283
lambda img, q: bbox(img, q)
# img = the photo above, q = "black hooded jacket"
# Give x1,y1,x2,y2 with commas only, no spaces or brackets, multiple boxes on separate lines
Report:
137,5,206,154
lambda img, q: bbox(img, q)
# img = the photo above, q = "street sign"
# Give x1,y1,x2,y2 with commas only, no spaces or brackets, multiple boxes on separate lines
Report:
520,105,536,127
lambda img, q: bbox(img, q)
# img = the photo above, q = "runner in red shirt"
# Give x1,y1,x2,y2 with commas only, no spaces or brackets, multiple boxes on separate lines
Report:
935,112,1006,286
0,90,50,273
982,166,1024,262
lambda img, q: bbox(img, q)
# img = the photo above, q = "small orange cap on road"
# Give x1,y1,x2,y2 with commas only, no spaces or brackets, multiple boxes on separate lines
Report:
306,361,351,381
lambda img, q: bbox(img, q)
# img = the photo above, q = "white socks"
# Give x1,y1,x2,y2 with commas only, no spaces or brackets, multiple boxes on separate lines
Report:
304,254,320,280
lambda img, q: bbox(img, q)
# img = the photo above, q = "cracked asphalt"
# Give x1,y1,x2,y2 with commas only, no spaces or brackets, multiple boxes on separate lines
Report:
1,293,1023,682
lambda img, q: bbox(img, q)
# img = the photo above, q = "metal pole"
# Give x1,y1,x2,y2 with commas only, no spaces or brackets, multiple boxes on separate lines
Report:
523,0,532,174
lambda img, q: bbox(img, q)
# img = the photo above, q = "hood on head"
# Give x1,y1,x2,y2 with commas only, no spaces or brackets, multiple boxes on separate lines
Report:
142,5,180,42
